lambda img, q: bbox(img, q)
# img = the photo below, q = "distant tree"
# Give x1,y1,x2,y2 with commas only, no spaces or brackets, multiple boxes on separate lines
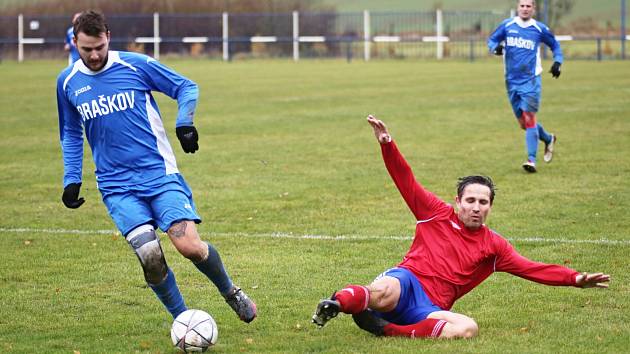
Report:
1,0,334,16
539,0,575,28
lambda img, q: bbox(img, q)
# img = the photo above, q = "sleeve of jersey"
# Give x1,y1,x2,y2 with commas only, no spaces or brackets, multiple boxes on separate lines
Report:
542,26,563,64
380,141,446,220
487,21,506,52
141,58,199,127
56,76,84,187
493,237,579,286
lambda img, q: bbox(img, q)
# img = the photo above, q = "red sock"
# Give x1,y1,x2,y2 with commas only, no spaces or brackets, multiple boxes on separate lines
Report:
384,318,447,338
333,285,370,314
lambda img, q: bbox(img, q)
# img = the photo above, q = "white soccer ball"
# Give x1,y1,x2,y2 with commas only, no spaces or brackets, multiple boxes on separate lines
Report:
171,309,218,352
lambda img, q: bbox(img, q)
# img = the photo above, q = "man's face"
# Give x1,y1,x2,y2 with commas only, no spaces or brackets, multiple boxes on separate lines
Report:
517,0,536,21
455,183,492,231
74,31,110,71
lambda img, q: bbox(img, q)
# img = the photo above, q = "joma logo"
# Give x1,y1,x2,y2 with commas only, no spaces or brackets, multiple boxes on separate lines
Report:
74,85,92,97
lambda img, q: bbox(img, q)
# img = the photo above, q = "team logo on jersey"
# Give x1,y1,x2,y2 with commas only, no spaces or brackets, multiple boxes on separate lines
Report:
75,91,135,121
450,220,462,230
506,36,535,50
74,85,92,97
508,29,519,34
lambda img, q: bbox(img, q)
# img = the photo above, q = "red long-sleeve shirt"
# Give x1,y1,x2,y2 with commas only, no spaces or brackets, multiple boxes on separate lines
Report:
381,141,579,311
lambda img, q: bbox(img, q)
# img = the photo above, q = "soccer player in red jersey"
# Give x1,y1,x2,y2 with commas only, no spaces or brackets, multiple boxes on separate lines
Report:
312,115,610,339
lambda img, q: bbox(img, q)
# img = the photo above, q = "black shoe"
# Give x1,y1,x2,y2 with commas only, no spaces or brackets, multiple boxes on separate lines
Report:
352,310,389,336
224,286,257,323
312,299,340,327
522,160,537,173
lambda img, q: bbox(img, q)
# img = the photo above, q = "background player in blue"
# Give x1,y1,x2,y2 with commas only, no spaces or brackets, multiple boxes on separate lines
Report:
63,13,81,66
488,0,561,173
56,11,257,324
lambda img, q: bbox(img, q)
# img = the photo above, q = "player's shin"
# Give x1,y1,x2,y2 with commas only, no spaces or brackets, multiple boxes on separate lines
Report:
383,318,448,338
536,123,552,143
150,268,188,318
193,242,233,296
334,285,370,314
522,112,539,162
127,224,187,318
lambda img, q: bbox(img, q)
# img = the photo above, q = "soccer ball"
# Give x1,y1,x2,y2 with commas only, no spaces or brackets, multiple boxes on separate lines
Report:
171,309,218,352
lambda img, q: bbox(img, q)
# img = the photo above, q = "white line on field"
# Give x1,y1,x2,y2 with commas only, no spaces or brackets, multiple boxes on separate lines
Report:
1,227,629,246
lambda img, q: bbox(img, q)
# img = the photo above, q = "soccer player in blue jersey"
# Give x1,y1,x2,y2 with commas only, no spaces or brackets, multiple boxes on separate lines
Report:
488,0,561,173
63,13,81,66
56,10,256,324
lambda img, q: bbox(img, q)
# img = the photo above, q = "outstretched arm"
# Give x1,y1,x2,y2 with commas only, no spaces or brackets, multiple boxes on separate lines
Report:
575,272,610,288
495,237,611,288
367,115,391,144
367,115,446,220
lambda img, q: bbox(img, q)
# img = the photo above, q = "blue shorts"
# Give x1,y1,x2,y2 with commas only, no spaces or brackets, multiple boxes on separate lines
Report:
372,267,442,325
99,174,201,236
507,75,542,118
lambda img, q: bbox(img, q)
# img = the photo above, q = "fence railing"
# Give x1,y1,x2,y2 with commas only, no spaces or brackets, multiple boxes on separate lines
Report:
0,10,628,62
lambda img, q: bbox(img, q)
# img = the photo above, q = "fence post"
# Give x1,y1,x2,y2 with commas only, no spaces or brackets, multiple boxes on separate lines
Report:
293,11,299,61
622,0,626,59
364,10,370,61
222,12,229,61
18,14,23,62
153,12,160,60
436,9,443,59
597,37,602,61
469,38,474,62
542,0,549,59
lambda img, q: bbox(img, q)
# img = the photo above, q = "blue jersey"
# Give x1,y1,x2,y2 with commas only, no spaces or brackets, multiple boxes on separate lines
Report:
488,17,563,85
56,51,198,189
65,26,80,64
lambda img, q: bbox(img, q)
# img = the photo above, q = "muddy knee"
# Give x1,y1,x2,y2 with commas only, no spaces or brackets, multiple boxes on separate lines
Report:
127,225,168,285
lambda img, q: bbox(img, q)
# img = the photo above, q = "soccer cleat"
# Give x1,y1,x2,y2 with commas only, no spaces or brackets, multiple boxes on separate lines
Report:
224,286,257,323
544,134,556,163
312,299,340,327
352,310,390,336
522,160,537,173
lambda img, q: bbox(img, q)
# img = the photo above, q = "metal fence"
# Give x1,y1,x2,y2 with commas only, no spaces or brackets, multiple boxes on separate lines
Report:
0,10,628,62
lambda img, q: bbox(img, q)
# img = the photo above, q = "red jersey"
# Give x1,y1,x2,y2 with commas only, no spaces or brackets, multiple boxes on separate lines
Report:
381,141,579,311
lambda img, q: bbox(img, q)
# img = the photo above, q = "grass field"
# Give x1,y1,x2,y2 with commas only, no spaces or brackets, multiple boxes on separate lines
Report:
0,58,629,353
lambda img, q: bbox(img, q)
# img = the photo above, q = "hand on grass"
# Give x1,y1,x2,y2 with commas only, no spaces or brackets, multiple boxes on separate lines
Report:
575,272,610,288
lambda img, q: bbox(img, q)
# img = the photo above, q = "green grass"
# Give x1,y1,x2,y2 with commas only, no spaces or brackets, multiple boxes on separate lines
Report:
0,59,629,352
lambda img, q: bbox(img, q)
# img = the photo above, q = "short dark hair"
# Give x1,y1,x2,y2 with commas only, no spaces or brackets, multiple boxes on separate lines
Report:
457,175,496,204
73,10,109,37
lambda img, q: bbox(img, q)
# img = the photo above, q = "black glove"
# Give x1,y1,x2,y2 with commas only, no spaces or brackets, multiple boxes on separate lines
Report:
493,44,504,56
176,126,199,153
549,61,561,78
62,183,85,209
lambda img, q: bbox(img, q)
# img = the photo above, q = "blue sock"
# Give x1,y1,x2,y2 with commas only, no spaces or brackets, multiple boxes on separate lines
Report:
194,243,233,296
537,123,552,144
149,268,187,318
525,127,539,163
